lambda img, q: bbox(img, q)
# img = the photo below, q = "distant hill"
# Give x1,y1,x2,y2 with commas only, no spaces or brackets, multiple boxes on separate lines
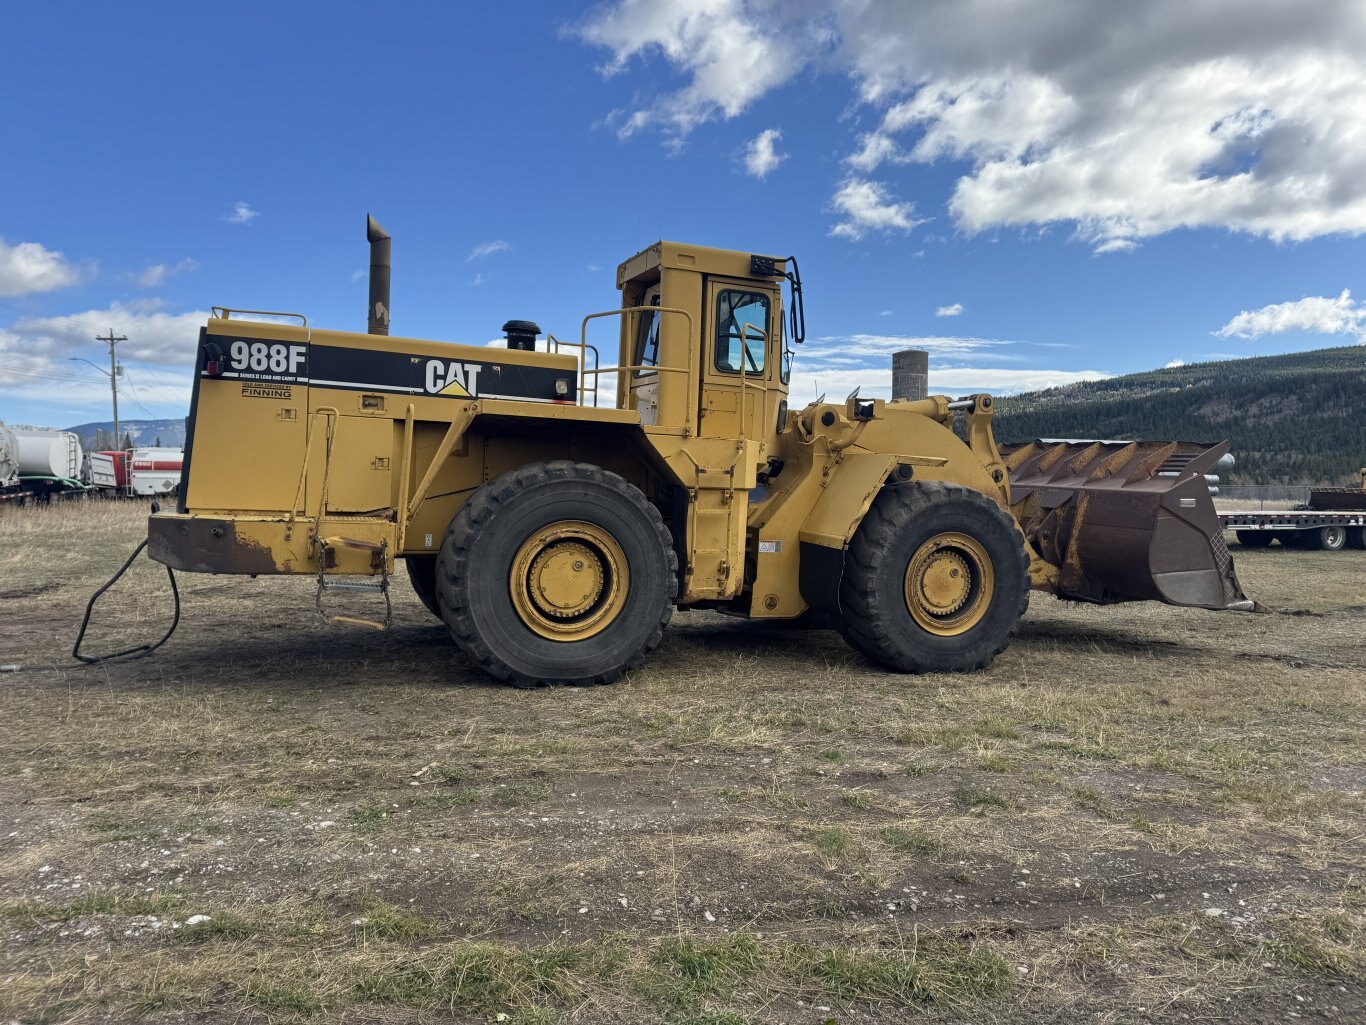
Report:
994,346,1366,484
67,418,187,451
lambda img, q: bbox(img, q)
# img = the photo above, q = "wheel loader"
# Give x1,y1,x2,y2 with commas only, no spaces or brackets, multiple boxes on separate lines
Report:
145,217,1252,686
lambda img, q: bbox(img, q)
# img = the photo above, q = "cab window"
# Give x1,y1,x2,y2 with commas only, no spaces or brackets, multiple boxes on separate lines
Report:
634,287,661,374
714,290,768,374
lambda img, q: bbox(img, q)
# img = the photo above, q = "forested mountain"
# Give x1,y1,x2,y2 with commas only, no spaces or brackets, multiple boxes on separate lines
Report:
67,418,187,451
993,346,1366,484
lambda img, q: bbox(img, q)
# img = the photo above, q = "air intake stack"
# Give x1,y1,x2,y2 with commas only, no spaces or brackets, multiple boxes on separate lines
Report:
367,214,391,336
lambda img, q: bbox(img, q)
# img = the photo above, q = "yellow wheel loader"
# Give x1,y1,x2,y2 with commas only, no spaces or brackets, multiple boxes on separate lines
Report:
144,217,1252,686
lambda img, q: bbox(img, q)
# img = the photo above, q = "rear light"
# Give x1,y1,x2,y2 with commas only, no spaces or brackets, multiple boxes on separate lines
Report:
201,341,227,377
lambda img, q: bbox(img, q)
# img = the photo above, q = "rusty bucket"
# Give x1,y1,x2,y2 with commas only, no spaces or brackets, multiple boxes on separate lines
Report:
1002,440,1254,611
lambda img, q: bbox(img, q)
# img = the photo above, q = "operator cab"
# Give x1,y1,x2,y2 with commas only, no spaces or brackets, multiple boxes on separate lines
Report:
612,242,803,451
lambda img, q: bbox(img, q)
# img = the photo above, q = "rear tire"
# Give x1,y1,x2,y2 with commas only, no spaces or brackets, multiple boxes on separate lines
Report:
1320,525,1348,551
1235,530,1274,548
838,481,1030,674
405,556,441,619
1347,526,1366,550
435,461,677,687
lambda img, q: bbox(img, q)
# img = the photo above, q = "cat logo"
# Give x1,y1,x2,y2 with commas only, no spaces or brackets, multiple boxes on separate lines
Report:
424,359,484,397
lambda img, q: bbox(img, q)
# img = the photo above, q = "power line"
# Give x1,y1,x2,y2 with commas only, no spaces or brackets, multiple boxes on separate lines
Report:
116,366,161,419
0,362,103,384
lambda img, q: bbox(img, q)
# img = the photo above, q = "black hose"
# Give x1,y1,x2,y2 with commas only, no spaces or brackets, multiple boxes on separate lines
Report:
72,540,181,664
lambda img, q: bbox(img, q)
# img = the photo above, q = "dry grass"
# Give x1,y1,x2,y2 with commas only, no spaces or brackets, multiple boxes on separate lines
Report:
0,501,1363,1023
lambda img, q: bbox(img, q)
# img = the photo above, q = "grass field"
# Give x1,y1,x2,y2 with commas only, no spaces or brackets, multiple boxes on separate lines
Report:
1,501,1362,1024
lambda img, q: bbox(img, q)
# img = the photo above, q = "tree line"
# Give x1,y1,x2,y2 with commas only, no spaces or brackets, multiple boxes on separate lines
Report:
993,346,1366,485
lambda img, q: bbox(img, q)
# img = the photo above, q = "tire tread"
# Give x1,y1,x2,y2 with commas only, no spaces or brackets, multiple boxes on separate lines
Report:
837,482,1030,674
434,460,676,688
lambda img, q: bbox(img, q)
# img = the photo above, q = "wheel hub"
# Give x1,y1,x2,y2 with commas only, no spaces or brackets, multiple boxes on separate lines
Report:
916,550,972,615
904,532,996,637
509,520,629,642
528,541,603,618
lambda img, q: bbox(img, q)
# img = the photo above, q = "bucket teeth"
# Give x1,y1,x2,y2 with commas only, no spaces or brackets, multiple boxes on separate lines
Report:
1001,439,1252,611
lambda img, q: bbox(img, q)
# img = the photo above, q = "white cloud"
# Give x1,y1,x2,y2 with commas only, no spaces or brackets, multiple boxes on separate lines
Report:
928,366,1110,394
743,128,785,178
789,362,1109,405
879,309,893,317
580,0,1366,248
1215,289,1366,341
811,334,1014,358
467,240,513,262
1165,359,1186,368
135,258,198,288
225,201,258,225
351,268,367,283
576,0,820,139
6,301,212,366
0,238,82,297
845,131,904,172
829,178,925,240
935,303,963,317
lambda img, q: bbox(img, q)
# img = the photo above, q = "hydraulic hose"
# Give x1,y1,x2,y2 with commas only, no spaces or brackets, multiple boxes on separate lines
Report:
72,540,180,664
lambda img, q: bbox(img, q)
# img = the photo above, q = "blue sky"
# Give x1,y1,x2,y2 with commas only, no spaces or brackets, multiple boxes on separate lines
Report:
3,1,1364,428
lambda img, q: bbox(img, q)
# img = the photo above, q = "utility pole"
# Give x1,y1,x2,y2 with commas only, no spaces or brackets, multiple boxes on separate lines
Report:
94,330,127,447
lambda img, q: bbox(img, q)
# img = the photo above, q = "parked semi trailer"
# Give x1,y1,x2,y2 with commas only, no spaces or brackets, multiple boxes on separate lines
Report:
1221,469,1366,550
1,424,88,503
0,422,20,499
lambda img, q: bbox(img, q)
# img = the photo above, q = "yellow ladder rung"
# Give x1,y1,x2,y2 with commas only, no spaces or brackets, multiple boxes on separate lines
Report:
327,615,388,631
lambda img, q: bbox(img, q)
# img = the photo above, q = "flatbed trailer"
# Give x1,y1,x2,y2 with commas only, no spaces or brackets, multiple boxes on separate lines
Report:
1219,508,1366,551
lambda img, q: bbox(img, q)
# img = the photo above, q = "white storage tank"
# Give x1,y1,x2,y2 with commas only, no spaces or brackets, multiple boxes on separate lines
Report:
0,423,19,487
0,423,18,492
13,428,83,479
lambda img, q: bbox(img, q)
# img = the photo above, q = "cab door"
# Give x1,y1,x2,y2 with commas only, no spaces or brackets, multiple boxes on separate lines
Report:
698,278,776,444
628,285,662,425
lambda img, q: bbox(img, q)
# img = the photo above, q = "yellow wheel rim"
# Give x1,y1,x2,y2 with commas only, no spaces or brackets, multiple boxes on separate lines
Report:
510,520,629,641
903,532,995,636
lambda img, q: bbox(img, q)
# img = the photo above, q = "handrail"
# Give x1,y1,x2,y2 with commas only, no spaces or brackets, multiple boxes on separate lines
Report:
581,306,695,418
396,404,415,550
548,332,601,406
211,307,308,328
736,323,768,433
289,406,338,527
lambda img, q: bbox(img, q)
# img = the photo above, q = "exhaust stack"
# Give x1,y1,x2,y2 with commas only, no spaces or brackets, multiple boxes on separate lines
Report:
367,214,391,335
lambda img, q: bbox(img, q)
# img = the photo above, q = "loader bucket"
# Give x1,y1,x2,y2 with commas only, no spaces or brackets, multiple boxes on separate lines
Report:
1001,440,1254,611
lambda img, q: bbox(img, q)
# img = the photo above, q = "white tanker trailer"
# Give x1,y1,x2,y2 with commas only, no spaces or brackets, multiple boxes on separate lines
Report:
1,425,88,503
0,423,19,490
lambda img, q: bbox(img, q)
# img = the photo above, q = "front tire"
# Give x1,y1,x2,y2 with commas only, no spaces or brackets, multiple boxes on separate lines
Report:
838,481,1030,674
1235,530,1274,548
435,461,677,687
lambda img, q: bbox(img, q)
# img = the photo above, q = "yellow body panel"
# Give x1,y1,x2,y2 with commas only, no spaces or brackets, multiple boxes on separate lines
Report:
152,241,1034,623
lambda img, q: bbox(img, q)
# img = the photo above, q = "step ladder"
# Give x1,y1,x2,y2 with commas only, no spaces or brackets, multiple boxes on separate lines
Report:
314,536,392,630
